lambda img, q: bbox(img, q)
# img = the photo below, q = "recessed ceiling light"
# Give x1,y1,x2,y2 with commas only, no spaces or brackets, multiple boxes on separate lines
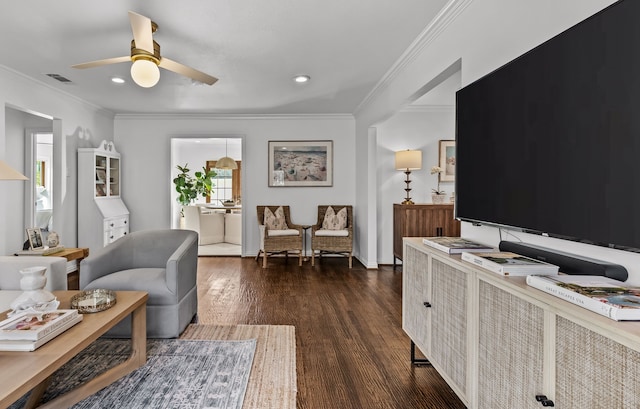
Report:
293,75,310,83
111,77,126,84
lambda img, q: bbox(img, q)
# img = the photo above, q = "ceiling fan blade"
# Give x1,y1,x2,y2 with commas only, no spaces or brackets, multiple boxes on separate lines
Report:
159,58,218,85
72,56,131,69
128,11,154,52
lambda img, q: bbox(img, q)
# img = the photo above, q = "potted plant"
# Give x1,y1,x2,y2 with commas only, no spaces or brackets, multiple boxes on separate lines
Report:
173,164,217,210
430,166,447,204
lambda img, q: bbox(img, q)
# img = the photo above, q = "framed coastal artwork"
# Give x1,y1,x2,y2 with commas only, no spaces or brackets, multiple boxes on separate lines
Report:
439,140,456,182
268,140,333,187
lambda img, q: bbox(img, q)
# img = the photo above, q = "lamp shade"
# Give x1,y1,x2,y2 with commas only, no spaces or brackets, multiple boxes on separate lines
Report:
0,160,28,180
130,59,160,88
395,150,422,170
216,156,238,170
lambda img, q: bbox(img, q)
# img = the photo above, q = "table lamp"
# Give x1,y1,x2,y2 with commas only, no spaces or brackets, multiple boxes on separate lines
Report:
395,150,422,205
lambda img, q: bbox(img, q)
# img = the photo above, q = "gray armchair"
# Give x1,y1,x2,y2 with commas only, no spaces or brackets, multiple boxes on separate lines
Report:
80,229,198,338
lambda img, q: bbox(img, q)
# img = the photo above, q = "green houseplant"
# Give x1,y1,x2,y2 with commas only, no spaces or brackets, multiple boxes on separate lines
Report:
173,164,217,207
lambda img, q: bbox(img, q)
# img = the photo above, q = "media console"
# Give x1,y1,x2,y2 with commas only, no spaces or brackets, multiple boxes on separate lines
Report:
402,238,640,408
499,240,628,281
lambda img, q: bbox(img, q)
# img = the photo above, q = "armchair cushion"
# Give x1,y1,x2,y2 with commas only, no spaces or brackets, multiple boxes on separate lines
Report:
315,229,349,237
264,206,288,230
322,206,347,230
0,256,68,312
0,256,68,291
84,268,175,305
268,229,300,237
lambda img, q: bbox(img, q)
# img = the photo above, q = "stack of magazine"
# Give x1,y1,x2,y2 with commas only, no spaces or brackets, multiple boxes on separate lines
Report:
461,251,559,276
421,237,494,254
526,275,640,321
0,309,82,351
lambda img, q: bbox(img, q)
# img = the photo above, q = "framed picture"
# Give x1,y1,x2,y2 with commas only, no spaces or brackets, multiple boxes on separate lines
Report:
268,140,333,187
26,228,44,250
439,140,456,183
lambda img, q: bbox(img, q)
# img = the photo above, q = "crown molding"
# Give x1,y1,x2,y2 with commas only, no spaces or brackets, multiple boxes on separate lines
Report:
114,113,354,121
0,64,113,118
354,0,473,115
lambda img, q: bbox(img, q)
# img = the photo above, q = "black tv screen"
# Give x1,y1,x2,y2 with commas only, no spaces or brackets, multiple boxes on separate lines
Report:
456,0,640,251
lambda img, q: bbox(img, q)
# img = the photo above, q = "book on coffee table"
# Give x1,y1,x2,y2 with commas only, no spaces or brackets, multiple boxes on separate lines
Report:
0,309,79,341
0,313,83,351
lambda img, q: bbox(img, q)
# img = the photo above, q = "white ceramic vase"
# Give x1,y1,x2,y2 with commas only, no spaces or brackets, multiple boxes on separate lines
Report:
9,266,56,311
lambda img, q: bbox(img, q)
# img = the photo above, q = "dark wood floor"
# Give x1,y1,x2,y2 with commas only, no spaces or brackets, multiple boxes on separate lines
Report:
196,256,466,409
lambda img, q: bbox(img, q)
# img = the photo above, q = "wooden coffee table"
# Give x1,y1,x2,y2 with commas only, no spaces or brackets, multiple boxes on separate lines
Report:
0,291,148,409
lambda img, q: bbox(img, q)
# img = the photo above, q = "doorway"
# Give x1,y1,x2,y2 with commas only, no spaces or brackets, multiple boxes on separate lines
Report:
170,137,243,256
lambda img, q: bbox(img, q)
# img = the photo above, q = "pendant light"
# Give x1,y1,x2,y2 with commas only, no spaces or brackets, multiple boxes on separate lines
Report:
217,140,238,170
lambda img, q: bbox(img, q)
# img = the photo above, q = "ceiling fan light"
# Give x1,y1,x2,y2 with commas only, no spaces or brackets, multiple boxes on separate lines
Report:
294,75,310,83
131,59,160,88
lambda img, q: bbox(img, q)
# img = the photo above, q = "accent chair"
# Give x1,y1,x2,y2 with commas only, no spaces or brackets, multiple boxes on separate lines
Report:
80,229,198,338
256,205,303,268
311,205,354,268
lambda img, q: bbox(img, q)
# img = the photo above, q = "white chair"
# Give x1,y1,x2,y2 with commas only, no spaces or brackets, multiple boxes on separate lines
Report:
224,213,242,245
35,209,53,231
183,205,225,245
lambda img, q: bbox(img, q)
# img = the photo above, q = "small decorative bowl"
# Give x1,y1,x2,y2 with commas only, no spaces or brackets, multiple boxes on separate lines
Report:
70,289,117,313
222,201,236,207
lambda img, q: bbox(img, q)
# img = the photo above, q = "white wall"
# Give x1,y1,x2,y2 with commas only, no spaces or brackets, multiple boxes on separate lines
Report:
114,114,355,258
355,0,640,281
376,107,455,264
0,67,114,255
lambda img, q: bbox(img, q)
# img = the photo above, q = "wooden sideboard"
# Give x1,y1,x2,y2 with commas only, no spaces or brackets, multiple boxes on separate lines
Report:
393,203,460,267
402,237,640,408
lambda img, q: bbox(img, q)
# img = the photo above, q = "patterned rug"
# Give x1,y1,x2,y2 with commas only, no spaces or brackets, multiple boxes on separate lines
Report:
10,338,256,409
181,325,297,409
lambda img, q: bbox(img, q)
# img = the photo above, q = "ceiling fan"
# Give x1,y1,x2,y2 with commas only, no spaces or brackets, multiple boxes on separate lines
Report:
72,11,218,88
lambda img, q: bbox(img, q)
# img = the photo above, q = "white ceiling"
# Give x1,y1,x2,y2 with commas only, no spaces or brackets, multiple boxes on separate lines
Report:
0,0,450,115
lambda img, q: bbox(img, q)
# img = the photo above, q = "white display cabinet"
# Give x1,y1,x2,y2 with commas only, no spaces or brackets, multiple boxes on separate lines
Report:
78,141,129,253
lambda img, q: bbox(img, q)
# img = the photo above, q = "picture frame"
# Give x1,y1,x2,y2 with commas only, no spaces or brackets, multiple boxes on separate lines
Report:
268,140,333,187
26,228,44,250
438,140,456,183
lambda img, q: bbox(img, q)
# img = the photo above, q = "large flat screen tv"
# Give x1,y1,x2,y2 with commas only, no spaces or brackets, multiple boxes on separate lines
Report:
456,0,640,252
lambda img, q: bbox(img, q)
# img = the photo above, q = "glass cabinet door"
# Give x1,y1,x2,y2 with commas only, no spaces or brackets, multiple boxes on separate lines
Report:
109,157,120,197
95,155,107,197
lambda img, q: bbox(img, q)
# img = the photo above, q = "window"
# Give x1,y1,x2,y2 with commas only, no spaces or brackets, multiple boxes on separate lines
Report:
206,160,241,204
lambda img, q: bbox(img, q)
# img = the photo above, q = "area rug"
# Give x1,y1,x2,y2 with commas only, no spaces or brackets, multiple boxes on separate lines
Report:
10,338,256,409
181,324,297,409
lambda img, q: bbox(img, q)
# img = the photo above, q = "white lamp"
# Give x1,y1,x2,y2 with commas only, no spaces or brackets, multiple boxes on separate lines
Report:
130,58,160,88
395,150,422,205
216,140,238,170
0,160,28,180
